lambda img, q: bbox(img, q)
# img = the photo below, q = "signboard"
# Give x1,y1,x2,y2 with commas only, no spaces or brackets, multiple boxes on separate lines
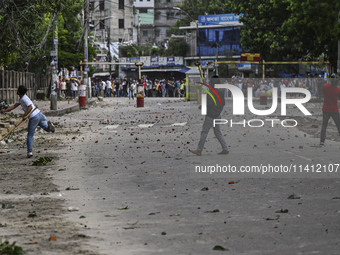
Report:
198,14,243,26
167,57,175,66
240,53,260,62
237,63,252,70
50,51,57,56
150,56,159,67
119,56,184,70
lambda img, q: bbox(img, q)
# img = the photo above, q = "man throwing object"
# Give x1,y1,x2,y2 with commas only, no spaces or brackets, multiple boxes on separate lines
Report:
0,85,55,158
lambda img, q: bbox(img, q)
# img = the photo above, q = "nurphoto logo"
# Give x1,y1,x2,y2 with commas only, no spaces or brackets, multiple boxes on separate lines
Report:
200,80,312,128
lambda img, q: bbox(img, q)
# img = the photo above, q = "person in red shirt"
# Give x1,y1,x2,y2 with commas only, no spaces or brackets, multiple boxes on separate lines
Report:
320,77,340,145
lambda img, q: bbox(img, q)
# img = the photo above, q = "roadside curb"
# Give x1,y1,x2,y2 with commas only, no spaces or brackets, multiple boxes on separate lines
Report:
45,99,97,116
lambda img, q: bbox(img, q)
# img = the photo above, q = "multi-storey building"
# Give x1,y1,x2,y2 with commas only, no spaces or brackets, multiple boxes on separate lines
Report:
89,0,134,75
133,0,184,46
133,0,155,45
153,0,183,45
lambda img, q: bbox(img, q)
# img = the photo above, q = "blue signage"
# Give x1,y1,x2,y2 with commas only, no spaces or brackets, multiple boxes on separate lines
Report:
198,14,243,26
150,56,159,67
167,57,175,66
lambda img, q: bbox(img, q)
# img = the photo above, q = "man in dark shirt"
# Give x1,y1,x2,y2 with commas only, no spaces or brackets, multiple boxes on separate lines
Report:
320,77,340,145
190,76,229,156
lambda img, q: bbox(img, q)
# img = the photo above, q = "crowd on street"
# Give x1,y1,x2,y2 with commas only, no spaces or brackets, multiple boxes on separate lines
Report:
56,73,332,101
91,78,186,99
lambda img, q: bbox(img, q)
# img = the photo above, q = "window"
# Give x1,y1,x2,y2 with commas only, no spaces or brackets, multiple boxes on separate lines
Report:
89,21,95,30
119,0,124,9
155,29,160,37
167,0,171,2
99,20,105,30
166,12,174,20
89,2,94,11
99,1,105,11
119,19,124,29
139,9,147,13
215,31,220,42
155,12,161,20
142,30,148,37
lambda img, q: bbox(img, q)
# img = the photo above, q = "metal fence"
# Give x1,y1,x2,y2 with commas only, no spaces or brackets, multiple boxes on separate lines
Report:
0,70,50,104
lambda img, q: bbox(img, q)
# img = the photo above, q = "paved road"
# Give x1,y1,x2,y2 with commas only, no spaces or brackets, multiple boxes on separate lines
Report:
51,97,340,255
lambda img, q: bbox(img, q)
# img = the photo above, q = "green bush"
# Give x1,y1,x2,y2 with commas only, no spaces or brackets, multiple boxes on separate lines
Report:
0,238,24,255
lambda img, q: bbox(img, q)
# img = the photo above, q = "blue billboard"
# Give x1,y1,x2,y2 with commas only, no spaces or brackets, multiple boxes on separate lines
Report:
198,14,243,26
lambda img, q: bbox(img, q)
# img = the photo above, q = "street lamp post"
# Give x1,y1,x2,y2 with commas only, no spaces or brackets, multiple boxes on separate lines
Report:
50,13,58,110
84,0,90,99
107,27,112,80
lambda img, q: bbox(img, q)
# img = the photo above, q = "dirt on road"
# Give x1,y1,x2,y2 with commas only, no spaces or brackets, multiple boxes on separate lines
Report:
0,126,98,254
1,98,340,255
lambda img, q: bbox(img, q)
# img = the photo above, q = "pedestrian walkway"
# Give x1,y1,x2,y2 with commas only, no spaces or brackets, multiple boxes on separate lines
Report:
11,98,97,116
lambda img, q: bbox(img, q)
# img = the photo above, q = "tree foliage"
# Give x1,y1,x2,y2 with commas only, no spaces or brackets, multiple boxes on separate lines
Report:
230,0,340,64
177,0,340,68
0,0,94,72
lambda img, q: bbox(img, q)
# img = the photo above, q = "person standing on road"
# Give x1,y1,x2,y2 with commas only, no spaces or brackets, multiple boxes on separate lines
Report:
189,75,229,156
71,79,78,99
106,79,112,97
320,76,340,145
0,85,55,158
189,76,229,156
129,80,136,100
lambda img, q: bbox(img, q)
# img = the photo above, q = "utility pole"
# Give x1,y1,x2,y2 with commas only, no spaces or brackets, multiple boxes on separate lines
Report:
337,40,340,74
107,27,111,79
196,20,201,66
138,15,141,45
84,0,90,99
50,13,58,110
337,11,340,75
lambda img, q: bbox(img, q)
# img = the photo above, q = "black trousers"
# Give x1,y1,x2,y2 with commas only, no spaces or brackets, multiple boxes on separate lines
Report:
320,111,340,142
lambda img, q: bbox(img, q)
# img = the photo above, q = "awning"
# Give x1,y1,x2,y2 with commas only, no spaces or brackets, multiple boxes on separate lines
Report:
185,67,200,74
140,68,182,72
93,72,110,77
178,67,191,73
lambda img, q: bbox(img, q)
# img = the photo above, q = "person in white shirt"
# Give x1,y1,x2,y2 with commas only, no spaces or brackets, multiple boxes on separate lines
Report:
101,80,106,97
129,81,136,99
0,85,55,158
71,79,78,99
106,79,112,97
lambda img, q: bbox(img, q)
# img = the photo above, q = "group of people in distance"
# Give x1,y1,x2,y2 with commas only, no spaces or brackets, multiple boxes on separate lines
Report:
92,78,186,99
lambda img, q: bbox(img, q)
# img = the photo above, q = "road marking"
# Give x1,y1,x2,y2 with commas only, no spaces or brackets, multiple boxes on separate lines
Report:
106,125,119,129
138,124,154,128
285,151,312,161
171,122,187,127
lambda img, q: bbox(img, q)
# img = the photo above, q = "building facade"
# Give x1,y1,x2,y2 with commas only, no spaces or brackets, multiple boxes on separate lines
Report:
89,0,134,76
180,14,245,76
154,0,184,45
133,0,184,46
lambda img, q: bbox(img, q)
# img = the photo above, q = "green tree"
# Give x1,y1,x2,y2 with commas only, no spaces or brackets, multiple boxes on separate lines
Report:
168,38,187,56
230,0,340,67
175,0,340,70
0,0,93,73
